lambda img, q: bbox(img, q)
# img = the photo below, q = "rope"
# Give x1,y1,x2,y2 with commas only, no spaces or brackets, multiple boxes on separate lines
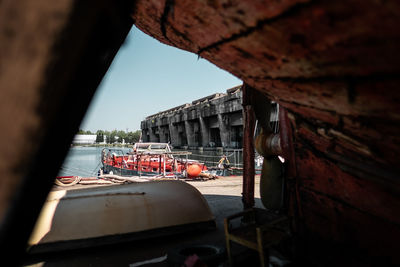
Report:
98,174,168,183
54,176,82,187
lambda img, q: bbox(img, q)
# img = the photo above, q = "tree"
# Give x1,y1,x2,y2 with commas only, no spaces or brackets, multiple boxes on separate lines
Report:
117,130,127,143
77,129,93,135
104,130,111,143
109,130,118,144
95,130,104,143
132,130,141,143
126,130,141,143
88,129,141,144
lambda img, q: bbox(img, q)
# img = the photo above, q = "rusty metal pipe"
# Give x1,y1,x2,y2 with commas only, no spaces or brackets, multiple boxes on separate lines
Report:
242,84,256,209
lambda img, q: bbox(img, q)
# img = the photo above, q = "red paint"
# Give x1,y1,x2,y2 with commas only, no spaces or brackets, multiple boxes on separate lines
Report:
242,83,255,209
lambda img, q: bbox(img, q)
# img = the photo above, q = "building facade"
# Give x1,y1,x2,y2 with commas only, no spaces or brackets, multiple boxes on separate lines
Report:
72,134,97,145
141,86,244,149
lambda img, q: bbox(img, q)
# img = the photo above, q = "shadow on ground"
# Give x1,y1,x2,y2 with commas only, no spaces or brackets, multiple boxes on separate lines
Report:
23,194,263,267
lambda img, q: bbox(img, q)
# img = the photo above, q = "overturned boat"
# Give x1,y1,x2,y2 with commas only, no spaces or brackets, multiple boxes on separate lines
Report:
28,180,215,253
101,142,209,178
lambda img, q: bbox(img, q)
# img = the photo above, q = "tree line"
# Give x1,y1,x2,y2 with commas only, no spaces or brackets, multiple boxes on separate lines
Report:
77,129,141,144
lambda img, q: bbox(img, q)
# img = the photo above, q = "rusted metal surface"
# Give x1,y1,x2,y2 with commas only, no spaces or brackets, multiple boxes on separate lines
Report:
242,84,256,210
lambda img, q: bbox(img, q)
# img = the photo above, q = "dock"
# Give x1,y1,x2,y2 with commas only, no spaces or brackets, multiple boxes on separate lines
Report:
24,176,263,267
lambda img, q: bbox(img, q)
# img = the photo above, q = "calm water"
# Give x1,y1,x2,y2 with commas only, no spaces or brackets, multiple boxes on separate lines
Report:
58,146,245,177
58,147,131,177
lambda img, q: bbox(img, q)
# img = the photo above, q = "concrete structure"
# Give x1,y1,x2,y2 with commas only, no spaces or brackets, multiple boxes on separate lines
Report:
141,86,245,149
141,86,279,150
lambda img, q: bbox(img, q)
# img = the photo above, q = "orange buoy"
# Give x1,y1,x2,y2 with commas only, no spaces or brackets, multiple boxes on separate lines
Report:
187,164,202,177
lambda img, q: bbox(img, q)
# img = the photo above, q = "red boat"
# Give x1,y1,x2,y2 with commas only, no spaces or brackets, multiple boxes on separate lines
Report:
101,142,208,178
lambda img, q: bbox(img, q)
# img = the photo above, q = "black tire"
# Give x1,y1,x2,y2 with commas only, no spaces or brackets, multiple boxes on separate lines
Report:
167,244,225,267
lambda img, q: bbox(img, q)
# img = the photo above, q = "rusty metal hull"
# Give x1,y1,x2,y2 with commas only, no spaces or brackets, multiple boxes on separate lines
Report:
28,181,215,252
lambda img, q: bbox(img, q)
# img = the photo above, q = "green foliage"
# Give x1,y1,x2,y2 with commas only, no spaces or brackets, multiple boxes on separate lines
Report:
91,129,142,144
77,129,93,135
95,130,104,143
126,130,141,143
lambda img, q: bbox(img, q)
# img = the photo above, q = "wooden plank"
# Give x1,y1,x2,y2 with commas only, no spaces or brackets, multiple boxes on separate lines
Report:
296,147,400,225
242,83,256,209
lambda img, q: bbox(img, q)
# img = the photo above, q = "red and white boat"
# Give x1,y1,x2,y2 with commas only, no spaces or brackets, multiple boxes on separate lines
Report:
101,142,208,178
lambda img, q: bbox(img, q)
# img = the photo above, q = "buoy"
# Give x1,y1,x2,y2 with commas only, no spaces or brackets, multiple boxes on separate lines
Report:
187,164,202,177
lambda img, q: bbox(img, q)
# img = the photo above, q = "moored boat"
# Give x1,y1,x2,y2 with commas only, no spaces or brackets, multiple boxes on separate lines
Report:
101,142,208,178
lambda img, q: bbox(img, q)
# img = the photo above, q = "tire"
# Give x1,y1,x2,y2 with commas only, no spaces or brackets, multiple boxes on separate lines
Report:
167,244,225,267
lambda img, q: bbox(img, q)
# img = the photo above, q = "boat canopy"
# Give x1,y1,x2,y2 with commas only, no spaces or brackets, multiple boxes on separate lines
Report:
133,143,171,153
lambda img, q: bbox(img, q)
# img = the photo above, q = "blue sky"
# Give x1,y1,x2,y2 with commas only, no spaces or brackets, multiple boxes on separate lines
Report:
80,26,241,132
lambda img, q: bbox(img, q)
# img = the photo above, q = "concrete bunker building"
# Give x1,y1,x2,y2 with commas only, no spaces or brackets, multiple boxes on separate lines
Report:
141,86,243,149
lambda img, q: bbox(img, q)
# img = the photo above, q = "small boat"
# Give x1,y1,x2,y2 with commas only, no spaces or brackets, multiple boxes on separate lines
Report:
28,181,215,252
101,143,208,178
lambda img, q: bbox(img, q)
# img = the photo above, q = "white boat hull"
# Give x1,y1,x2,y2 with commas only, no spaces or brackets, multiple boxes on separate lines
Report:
29,180,215,252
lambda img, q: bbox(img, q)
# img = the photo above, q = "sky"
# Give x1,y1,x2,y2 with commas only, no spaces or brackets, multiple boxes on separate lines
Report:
80,26,241,132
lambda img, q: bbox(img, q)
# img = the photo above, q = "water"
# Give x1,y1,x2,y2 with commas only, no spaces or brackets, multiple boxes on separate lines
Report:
58,146,131,177
58,147,246,177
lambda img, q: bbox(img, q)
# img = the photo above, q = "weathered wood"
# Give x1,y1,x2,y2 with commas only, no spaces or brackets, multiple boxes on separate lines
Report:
132,1,400,263
300,188,400,265
0,0,399,265
134,0,400,79
258,79,400,121
289,107,400,169
133,0,308,52
242,84,256,209
296,147,400,224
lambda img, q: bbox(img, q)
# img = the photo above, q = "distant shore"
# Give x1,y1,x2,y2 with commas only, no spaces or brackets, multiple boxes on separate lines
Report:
71,143,133,148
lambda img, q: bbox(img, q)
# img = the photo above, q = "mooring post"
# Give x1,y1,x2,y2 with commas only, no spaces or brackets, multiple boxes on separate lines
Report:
242,83,256,209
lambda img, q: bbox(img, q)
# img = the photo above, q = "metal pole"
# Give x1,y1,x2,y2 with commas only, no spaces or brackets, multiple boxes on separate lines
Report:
242,83,255,209
159,154,162,174
186,154,188,178
163,154,166,177
138,154,141,177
